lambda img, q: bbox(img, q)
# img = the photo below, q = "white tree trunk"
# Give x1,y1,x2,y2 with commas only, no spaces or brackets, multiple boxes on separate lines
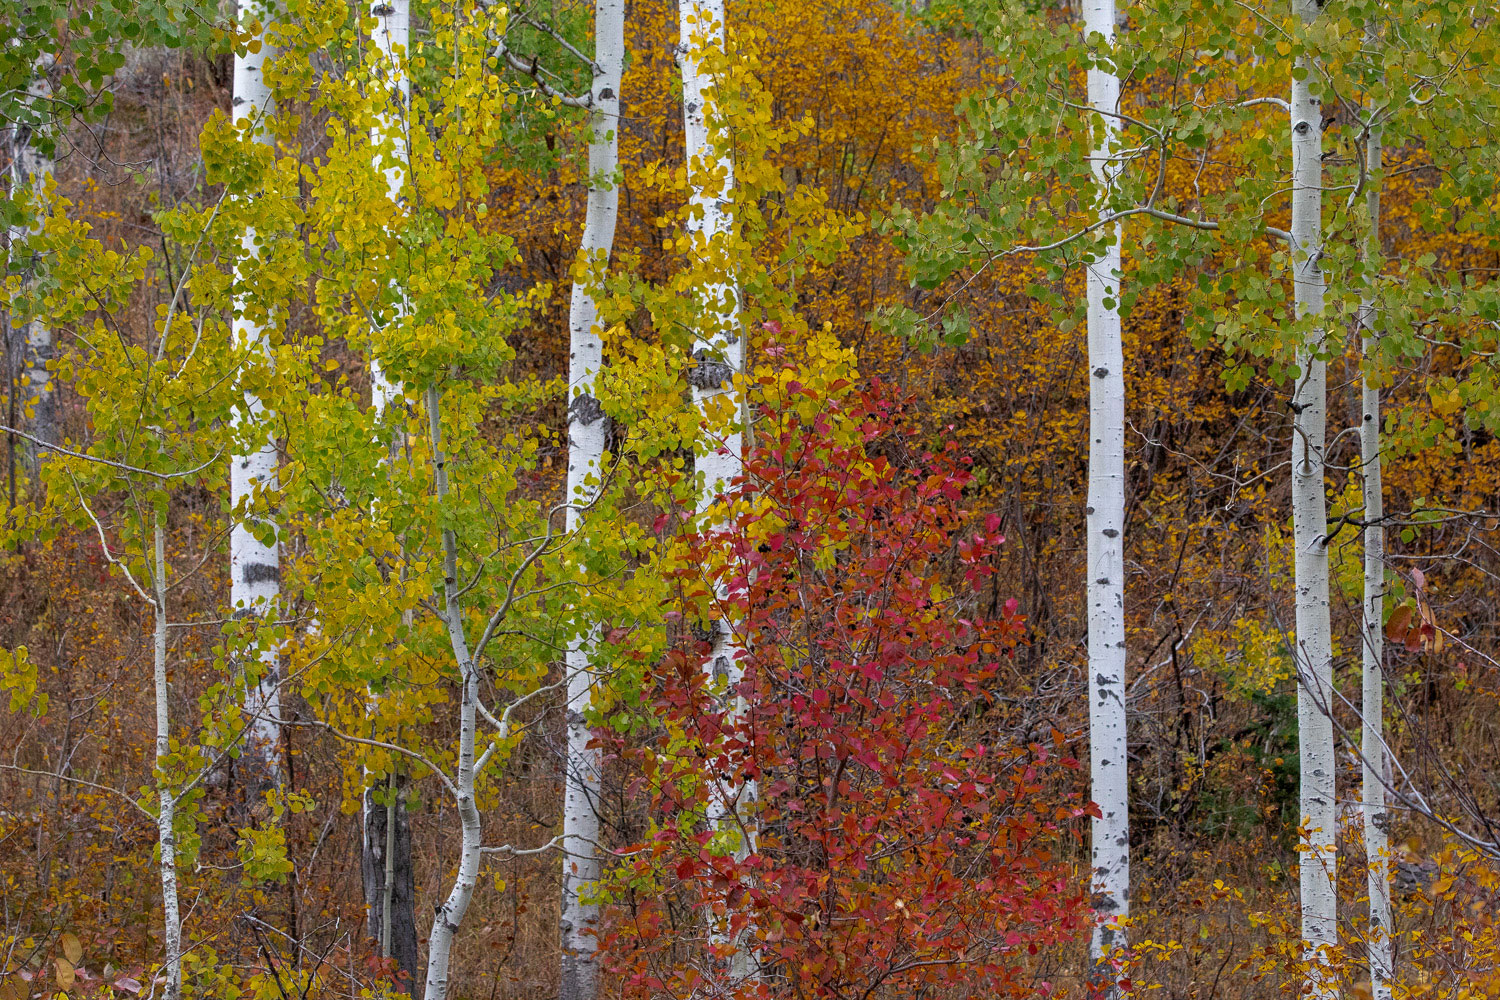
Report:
1359,98,1393,1000
680,0,741,431
152,517,183,1000
1083,0,1129,987
230,0,282,794
368,0,408,415
1289,2,1337,995
681,0,742,691
679,1,755,981
7,55,56,472
421,387,484,1000
559,4,624,999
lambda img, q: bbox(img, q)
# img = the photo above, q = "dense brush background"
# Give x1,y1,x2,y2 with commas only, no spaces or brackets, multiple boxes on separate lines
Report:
3,1,1499,998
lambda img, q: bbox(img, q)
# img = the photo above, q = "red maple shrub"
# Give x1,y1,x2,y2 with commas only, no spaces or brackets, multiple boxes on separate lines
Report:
600,375,1090,999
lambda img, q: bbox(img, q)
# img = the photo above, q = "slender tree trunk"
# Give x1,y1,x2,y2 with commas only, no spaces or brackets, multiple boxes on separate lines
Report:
8,54,56,473
152,516,183,1000
1083,0,1129,990
1289,2,1337,996
229,0,283,795
421,387,484,1000
559,5,624,1000
360,2,419,985
1359,86,1393,1000
679,1,755,981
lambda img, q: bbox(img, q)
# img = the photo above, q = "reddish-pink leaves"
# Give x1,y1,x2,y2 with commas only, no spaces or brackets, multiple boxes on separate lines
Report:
598,379,1088,999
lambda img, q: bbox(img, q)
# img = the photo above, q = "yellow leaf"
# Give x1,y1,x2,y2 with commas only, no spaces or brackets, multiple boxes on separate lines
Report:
55,956,76,989
61,931,82,965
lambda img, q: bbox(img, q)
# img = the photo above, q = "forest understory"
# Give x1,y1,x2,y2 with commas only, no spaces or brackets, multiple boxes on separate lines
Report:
2,1,1499,999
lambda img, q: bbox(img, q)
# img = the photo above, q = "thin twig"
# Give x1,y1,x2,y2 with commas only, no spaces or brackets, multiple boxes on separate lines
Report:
0,424,222,481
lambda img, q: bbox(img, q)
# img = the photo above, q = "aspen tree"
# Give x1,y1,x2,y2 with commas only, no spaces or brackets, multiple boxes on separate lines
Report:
896,7,1359,990
5,177,251,1000
229,0,282,793
679,0,756,980
7,54,55,475
249,9,640,995
150,516,184,1000
368,0,406,418
680,0,743,489
1358,32,1391,1000
361,0,418,981
194,4,649,993
418,388,483,1000
41,482,197,1000
1288,0,1337,994
1082,0,1129,987
559,3,624,998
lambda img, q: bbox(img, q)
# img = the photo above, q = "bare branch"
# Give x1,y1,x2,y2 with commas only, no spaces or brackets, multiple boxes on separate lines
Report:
69,472,153,605
480,834,563,856
496,45,592,109
0,764,152,820
1,425,222,482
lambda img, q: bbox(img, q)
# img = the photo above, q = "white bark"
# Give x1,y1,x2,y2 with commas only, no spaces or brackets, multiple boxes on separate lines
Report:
369,0,408,415
681,2,742,681
1083,0,1129,985
152,517,183,1000
420,387,484,1000
680,0,742,456
1359,96,1393,1000
679,1,755,981
230,0,282,793
7,54,56,470
559,5,624,999
1289,2,1337,995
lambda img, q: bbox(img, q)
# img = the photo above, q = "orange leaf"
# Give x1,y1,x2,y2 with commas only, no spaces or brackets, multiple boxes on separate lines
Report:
1384,604,1413,643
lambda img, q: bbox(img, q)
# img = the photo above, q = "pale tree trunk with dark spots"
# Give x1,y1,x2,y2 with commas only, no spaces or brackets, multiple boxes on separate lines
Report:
1082,0,1129,993
229,0,282,795
368,0,407,418
420,387,484,1000
7,53,56,475
152,517,183,1000
559,3,624,999
679,0,756,983
360,1,418,986
1289,1,1337,996
1359,65,1393,1000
